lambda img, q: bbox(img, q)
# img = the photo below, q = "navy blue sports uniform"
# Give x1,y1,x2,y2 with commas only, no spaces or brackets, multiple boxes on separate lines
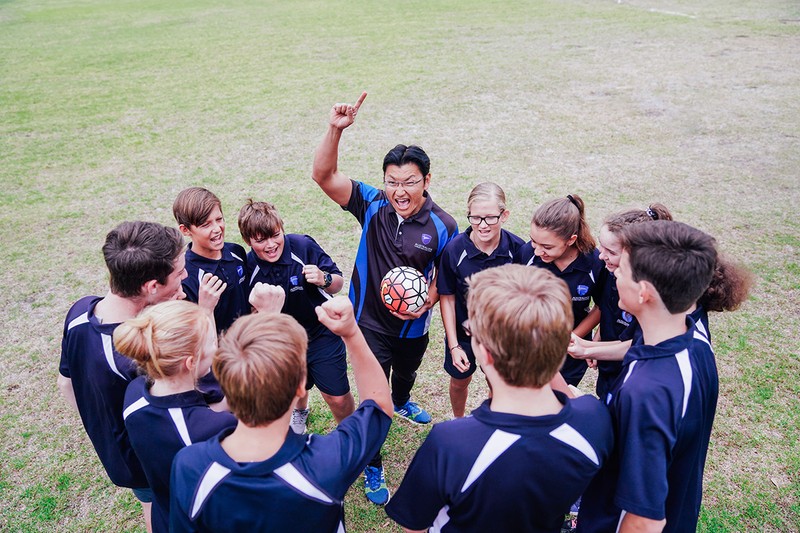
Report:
182,242,249,333
437,227,525,378
515,245,605,386
593,271,632,399
386,394,614,532
59,296,147,488
170,400,391,532
578,318,718,533
247,234,349,396
123,377,237,533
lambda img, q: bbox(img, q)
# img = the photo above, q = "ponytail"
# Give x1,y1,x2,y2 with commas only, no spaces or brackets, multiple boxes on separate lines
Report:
698,255,753,312
532,194,596,254
604,203,674,235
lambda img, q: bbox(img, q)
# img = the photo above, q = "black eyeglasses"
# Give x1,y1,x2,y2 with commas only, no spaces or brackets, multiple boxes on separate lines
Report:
467,210,504,226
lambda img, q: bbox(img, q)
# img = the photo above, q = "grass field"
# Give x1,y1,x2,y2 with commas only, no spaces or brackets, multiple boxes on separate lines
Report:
1,0,799,531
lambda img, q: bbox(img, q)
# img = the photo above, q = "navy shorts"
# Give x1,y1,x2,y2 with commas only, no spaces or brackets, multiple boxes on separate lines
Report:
131,487,153,503
306,331,350,397
444,338,477,379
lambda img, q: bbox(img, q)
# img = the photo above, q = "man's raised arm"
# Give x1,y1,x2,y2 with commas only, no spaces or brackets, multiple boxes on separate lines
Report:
311,92,367,207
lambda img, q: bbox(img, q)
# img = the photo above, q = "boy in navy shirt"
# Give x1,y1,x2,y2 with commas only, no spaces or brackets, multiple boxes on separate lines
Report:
312,92,458,504
578,221,719,533
173,187,250,332
238,199,355,433
58,221,187,531
386,264,614,532
169,296,393,532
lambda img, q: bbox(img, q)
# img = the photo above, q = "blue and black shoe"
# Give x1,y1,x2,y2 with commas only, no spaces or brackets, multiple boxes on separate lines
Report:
364,466,390,506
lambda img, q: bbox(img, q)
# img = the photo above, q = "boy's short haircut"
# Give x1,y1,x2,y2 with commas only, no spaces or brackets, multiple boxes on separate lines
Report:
173,187,222,228
621,220,717,314
103,221,184,298
467,264,573,388
237,199,283,245
214,313,307,426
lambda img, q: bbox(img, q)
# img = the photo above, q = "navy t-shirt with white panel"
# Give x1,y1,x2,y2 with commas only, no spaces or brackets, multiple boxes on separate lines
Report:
247,233,342,347
59,296,147,488
386,393,614,533
169,400,391,532
515,245,605,385
578,318,718,533
123,376,237,533
182,242,249,333
344,180,458,338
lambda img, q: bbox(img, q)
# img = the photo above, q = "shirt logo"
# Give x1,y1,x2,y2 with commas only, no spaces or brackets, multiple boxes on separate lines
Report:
577,284,589,296
237,265,244,277
622,311,633,322
290,276,299,286
421,233,432,245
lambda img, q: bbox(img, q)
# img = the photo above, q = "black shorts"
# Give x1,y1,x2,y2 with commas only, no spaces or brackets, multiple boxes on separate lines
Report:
306,332,351,397
443,338,477,379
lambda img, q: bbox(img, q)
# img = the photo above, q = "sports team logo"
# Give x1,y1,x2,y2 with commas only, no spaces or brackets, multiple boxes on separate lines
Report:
577,284,589,296
622,311,633,322
290,276,298,286
421,233,432,245
237,265,244,277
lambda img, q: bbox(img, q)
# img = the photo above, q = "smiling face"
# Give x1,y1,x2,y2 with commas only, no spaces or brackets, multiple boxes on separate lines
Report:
615,250,641,314
251,230,285,263
383,163,430,218
182,205,225,260
468,198,508,250
598,225,623,273
529,224,577,265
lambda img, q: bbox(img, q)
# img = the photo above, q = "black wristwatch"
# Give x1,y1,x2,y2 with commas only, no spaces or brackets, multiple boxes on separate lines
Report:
322,272,333,289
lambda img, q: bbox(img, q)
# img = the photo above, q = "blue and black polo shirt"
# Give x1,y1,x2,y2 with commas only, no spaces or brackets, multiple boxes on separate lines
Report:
182,242,249,333
344,180,458,338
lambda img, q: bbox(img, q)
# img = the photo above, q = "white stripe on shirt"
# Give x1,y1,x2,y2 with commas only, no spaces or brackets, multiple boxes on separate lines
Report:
169,407,193,446
460,429,521,493
274,463,335,503
191,462,232,519
122,397,149,420
549,423,600,465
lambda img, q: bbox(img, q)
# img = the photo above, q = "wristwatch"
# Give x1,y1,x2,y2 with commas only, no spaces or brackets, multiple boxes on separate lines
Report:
322,272,333,289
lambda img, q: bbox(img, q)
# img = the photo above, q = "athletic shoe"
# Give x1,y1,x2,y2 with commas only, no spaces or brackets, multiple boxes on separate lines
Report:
393,400,431,424
364,466,390,506
290,408,309,434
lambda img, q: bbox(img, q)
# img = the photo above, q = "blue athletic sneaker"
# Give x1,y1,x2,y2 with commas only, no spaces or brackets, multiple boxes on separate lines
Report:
394,400,431,424
364,466,390,506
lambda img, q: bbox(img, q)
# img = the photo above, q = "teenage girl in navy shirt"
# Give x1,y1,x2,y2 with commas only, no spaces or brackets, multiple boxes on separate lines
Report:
115,300,237,533
515,194,603,388
437,182,525,418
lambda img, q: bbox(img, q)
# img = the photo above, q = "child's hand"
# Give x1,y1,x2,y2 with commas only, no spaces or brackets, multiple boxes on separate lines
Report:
198,273,226,311
567,333,589,359
587,358,598,369
302,265,326,287
249,282,285,314
316,296,359,338
451,345,471,373
329,92,367,131
389,295,433,321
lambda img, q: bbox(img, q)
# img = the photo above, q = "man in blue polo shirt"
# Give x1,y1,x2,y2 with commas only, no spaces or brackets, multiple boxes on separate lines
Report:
578,221,719,533
312,92,458,505
58,221,188,532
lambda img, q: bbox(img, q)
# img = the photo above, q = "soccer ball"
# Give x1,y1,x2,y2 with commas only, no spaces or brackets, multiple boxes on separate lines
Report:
380,266,429,314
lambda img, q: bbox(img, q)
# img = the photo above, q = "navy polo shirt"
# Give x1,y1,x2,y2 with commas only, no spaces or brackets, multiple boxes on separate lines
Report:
594,270,631,395
620,305,711,345
344,180,458,338
386,393,614,532
123,377,237,533
578,318,718,533
170,400,391,533
182,242,249,333
437,227,526,342
514,245,604,331
59,296,147,488
247,234,342,346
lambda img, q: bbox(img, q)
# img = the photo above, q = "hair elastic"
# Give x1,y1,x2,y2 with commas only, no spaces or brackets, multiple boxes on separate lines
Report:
566,194,579,209
646,207,658,220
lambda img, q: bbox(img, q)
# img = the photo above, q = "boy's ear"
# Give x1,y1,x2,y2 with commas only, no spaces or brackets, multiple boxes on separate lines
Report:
639,280,658,305
179,224,193,237
141,279,159,297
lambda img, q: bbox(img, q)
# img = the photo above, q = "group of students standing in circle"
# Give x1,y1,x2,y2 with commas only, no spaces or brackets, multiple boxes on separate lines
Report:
58,91,751,532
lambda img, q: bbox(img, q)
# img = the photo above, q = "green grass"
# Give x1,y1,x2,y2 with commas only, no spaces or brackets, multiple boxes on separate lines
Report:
2,0,799,531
